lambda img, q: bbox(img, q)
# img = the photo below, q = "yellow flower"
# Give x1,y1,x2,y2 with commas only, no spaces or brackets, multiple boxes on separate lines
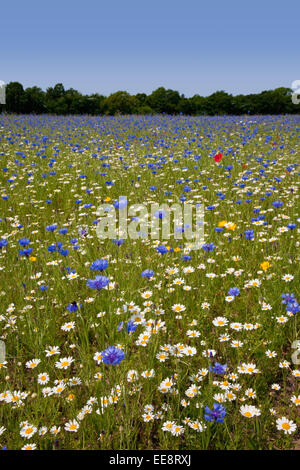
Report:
104,197,111,202
260,261,271,271
29,256,37,262
218,220,227,227
225,222,237,231
174,247,181,252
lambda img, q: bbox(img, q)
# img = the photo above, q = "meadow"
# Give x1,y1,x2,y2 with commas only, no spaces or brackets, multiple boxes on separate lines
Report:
0,113,299,450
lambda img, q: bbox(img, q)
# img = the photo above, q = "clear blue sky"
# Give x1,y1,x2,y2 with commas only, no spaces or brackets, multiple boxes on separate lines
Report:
1,0,299,97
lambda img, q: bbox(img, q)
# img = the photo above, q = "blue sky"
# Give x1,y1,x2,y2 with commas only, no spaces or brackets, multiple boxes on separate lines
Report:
1,0,299,97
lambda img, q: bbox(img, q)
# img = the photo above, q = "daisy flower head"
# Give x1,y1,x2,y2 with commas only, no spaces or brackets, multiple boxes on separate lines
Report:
21,443,37,450
276,417,297,434
20,424,37,439
55,357,74,369
65,420,80,432
172,304,186,313
25,359,41,369
240,405,261,418
212,317,228,327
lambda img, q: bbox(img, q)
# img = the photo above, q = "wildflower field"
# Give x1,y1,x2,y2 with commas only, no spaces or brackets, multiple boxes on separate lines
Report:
0,114,299,450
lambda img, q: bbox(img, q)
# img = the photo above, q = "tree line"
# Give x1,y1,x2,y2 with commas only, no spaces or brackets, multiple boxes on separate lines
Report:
1,82,299,115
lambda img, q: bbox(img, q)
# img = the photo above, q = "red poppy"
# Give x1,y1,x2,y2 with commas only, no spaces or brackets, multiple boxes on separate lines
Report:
214,153,223,162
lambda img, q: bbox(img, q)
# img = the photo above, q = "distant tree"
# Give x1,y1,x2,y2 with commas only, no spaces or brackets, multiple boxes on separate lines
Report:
188,94,207,115
177,95,195,115
84,93,106,114
103,91,138,115
135,93,148,107
205,91,233,115
148,87,181,114
134,93,153,114
45,83,68,114
259,88,292,114
23,87,46,113
232,94,251,114
46,83,65,101
5,82,25,113
63,88,85,114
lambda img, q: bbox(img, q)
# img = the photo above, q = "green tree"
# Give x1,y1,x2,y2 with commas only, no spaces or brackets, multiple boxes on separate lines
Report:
205,91,233,115
188,94,207,115
85,93,106,115
45,83,67,114
148,87,181,114
5,82,25,113
23,87,46,114
103,91,137,115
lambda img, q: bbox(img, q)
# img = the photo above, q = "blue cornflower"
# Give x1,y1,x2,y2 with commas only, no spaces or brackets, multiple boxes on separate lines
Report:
66,302,80,313
78,227,88,237
281,293,296,305
19,248,33,256
202,243,216,252
113,197,128,210
48,242,63,252
287,301,300,315
126,320,137,333
46,224,57,232
272,201,283,208
244,229,254,240
40,285,49,291
112,238,124,246
228,287,240,297
101,346,125,365
59,228,68,234
154,210,166,219
141,269,154,278
86,275,109,290
118,320,137,333
65,267,76,274
59,249,69,256
19,238,30,246
204,403,226,423
90,259,108,271
0,239,8,248
156,245,169,254
211,363,227,375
